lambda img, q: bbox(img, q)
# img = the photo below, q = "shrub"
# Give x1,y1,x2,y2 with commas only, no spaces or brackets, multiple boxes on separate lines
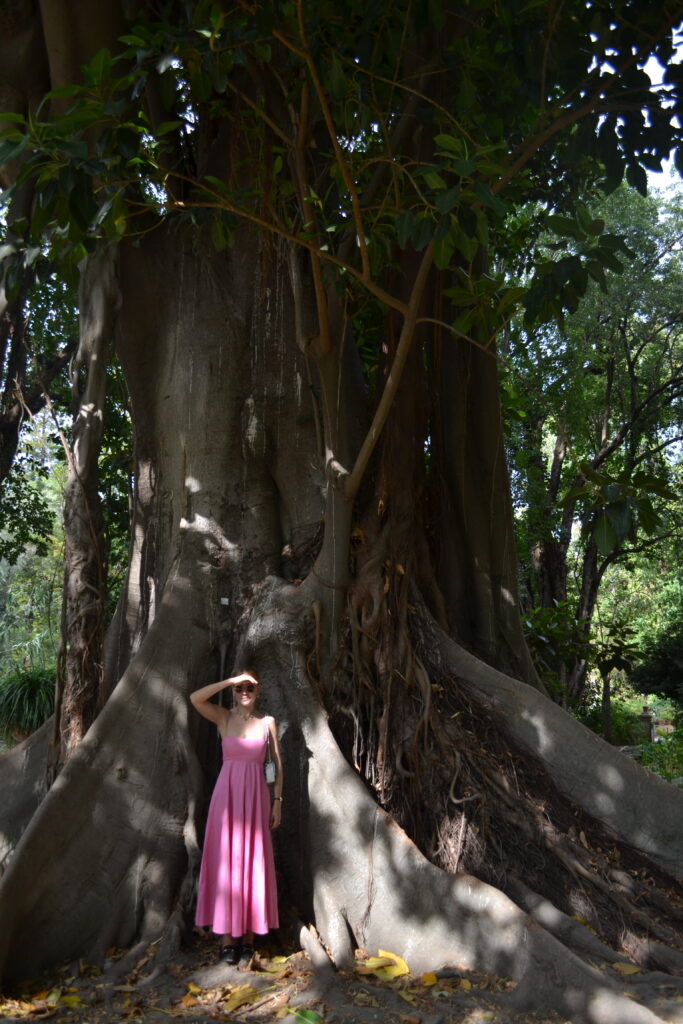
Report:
0,667,54,744
576,698,646,745
638,729,683,786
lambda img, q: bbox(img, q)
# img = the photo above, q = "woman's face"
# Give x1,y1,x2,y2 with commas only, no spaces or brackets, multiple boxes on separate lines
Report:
234,680,259,712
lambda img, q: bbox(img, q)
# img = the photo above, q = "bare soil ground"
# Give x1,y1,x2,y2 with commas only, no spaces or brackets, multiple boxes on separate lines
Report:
1,928,682,1024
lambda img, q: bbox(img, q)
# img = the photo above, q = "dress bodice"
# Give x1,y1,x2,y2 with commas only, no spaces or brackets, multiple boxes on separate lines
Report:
221,735,267,763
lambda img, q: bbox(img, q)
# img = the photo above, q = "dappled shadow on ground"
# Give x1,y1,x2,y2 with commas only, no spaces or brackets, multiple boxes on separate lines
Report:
0,927,641,1024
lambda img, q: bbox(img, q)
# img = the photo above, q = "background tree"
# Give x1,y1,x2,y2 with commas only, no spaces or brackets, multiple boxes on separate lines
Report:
0,4,682,1023
509,185,683,702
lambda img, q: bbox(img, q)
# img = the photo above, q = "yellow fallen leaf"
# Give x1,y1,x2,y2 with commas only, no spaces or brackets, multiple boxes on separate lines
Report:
459,977,472,991
356,956,397,974
355,954,405,980
222,984,261,1012
58,995,83,1009
397,991,418,1005
378,949,410,976
420,972,438,986
259,962,289,975
612,962,640,975
180,993,197,1007
186,982,202,995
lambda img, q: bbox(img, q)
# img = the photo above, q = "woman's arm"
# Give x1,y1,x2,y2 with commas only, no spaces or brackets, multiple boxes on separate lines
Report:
189,672,256,724
268,716,283,829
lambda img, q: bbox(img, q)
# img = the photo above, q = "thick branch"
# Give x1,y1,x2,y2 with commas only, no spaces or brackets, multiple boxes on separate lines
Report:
344,238,435,501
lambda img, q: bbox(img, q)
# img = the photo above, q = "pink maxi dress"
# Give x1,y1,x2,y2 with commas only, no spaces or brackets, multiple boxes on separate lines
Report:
195,733,279,937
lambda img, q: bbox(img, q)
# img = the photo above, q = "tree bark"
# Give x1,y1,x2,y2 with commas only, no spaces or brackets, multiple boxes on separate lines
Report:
431,332,540,686
49,248,117,775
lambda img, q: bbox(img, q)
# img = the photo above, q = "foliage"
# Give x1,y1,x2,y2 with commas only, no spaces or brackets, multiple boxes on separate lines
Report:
1,1,682,326
507,185,683,699
639,729,683,784
0,538,62,680
631,605,683,706
0,666,54,742
0,453,54,563
523,601,591,696
0,414,64,683
576,693,650,745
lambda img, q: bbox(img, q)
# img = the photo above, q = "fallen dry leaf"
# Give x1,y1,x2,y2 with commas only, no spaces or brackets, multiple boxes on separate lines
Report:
397,990,418,1005
612,962,640,975
57,994,83,1009
420,972,438,986
355,948,410,981
221,983,262,1013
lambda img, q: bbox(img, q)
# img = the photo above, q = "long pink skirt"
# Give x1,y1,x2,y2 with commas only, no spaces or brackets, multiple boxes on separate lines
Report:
195,736,279,937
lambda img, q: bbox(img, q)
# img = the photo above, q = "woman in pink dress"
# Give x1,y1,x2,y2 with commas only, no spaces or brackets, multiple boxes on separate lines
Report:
191,671,282,966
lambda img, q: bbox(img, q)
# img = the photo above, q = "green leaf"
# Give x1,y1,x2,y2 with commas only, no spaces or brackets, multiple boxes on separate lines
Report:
626,161,648,197
47,84,82,101
451,158,477,176
156,120,183,136
605,499,632,539
458,204,477,238
594,514,618,555
602,482,622,502
119,34,148,47
546,214,582,240
579,462,611,486
435,186,459,216
586,261,608,292
434,133,462,153
474,182,506,218
88,48,112,83
0,136,28,165
287,1010,324,1024
396,211,414,249
599,251,623,274
411,215,434,252
444,286,477,306
204,175,229,196
423,171,447,190
631,470,676,500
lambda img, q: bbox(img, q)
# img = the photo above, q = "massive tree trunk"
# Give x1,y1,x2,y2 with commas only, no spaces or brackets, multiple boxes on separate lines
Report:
1,5,683,1024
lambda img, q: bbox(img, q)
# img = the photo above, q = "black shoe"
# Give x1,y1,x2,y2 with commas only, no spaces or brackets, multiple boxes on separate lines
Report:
220,944,240,965
238,943,255,968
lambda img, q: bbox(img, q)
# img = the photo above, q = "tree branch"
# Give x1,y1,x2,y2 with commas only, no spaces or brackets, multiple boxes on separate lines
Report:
344,238,436,501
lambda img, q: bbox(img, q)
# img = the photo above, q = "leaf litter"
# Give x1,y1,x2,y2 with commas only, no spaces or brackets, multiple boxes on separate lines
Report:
0,930,677,1024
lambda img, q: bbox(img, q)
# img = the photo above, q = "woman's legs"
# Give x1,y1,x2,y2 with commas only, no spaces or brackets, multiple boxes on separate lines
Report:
221,930,252,945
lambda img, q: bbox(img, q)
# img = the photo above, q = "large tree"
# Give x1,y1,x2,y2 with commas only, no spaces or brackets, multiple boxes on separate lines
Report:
1,3,683,1023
